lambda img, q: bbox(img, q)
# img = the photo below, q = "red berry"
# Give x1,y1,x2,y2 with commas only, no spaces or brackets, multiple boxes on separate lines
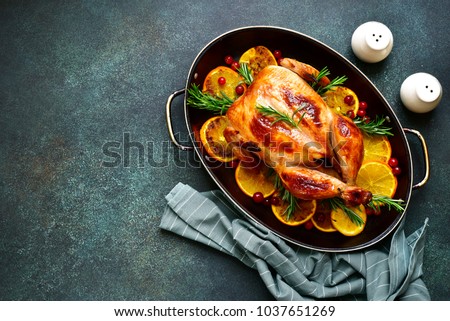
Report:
224,55,234,65
392,166,402,176
263,198,271,206
218,77,226,85
231,61,240,71
273,50,282,59
304,220,314,230
363,116,371,123
359,101,368,109
357,109,366,117
270,196,280,206
347,110,356,119
344,95,354,105
252,192,264,203
388,157,399,167
235,84,245,95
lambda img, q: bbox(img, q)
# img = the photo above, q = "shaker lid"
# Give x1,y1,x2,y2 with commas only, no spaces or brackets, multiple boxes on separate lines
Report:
415,73,442,103
364,22,393,51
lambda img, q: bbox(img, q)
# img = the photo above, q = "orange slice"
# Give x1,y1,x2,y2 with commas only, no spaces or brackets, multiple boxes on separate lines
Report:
239,46,277,77
323,86,359,116
362,133,392,164
235,162,275,198
311,204,337,232
330,204,367,236
202,66,246,100
356,161,398,198
272,199,316,226
199,116,238,163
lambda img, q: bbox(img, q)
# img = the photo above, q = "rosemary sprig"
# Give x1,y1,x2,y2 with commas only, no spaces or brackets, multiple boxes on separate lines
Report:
310,66,331,87
237,63,253,85
326,198,365,227
186,84,233,115
274,174,298,221
353,115,394,136
367,195,405,213
310,66,348,95
256,104,306,129
318,75,348,95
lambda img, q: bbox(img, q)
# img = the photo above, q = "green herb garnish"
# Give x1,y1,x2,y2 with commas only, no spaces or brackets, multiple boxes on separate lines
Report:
186,84,233,115
367,195,405,213
310,66,348,95
256,104,306,129
274,174,298,221
237,63,253,85
353,115,394,136
326,197,365,226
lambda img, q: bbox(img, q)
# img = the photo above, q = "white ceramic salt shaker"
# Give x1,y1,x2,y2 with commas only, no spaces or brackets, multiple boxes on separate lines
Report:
351,21,393,63
400,73,442,113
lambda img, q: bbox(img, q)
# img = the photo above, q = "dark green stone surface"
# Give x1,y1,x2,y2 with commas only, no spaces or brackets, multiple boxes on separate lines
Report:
1,0,448,300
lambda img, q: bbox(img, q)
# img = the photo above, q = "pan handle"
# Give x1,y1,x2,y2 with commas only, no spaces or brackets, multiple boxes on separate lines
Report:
404,128,430,190
166,89,193,151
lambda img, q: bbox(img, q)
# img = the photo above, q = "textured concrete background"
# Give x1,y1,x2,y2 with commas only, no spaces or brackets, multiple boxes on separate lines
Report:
0,0,448,300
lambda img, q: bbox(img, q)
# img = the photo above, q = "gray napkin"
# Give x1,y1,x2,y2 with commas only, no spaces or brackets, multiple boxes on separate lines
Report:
160,182,430,301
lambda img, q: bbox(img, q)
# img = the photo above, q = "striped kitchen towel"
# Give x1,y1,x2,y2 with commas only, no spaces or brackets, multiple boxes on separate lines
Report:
160,182,430,301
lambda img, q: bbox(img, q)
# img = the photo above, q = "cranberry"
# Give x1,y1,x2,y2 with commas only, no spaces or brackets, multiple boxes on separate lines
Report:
359,101,368,109
231,61,240,71
263,198,271,206
270,196,280,206
304,220,314,230
347,110,356,119
392,166,402,176
273,50,282,59
235,84,245,96
388,157,399,167
357,109,366,117
344,95,354,105
252,192,264,203
363,116,371,123
224,55,234,65
218,77,226,85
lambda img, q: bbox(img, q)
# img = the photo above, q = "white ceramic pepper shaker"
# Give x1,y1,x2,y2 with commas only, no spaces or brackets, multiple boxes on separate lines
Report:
351,21,394,63
400,73,442,113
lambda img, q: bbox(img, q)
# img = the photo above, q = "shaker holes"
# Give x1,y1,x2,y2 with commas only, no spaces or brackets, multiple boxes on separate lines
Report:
372,34,383,42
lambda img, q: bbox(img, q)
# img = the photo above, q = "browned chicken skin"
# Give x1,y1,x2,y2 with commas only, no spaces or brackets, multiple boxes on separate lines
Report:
279,57,331,87
225,64,371,205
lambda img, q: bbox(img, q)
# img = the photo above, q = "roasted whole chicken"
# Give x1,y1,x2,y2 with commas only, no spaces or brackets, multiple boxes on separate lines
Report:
224,59,372,205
